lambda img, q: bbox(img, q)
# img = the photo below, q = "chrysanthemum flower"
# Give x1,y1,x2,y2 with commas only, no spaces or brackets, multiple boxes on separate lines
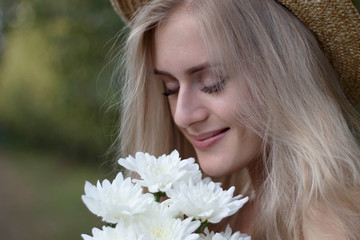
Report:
81,172,154,224
81,223,141,240
140,200,183,220
200,226,251,240
118,150,202,193
166,178,249,223
137,216,201,240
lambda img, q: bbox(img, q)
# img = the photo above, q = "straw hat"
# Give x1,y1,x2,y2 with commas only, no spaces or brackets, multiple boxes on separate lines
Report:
110,0,360,105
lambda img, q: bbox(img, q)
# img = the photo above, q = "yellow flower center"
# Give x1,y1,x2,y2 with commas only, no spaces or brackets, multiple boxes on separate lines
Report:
152,227,168,239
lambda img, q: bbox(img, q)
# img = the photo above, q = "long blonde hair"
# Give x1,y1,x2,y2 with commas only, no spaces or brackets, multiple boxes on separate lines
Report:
116,0,360,239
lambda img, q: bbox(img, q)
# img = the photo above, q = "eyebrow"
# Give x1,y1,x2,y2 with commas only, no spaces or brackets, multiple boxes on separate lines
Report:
153,62,214,77
187,62,212,75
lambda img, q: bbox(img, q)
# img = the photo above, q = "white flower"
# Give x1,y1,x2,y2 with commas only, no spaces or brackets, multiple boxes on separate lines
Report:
166,178,249,223
200,226,251,240
81,172,154,224
137,216,201,240
118,150,202,193
141,200,183,220
82,150,252,240
81,224,141,240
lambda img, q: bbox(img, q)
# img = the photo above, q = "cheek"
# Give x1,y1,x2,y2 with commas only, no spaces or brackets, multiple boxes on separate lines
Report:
195,126,263,177
241,131,263,161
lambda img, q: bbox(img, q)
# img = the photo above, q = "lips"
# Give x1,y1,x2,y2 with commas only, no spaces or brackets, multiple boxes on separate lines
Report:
191,128,229,150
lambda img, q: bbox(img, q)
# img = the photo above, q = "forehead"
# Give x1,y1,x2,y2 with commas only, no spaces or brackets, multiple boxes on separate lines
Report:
153,6,210,73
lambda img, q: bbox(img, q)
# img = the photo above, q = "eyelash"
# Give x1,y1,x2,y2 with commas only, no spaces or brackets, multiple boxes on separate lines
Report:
162,78,228,96
200,78,227,94
162,87,180,97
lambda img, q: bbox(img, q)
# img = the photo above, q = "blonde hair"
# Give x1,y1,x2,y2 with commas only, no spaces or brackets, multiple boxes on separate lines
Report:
116,0,360,239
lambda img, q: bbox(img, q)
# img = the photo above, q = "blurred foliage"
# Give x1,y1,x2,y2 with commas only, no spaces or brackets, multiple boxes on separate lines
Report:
354,0,360,10
0,0,126,162
0,147,116,240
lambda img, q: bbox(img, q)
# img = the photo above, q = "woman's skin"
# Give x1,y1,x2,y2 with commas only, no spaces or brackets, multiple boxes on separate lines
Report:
153,6,262,179
153,6,261,234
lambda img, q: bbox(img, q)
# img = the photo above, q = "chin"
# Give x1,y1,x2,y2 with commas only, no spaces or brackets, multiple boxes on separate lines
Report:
197,152,254,178
198,157,239,178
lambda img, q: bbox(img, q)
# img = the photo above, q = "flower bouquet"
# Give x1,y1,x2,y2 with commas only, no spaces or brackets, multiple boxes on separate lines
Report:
81,150,251,240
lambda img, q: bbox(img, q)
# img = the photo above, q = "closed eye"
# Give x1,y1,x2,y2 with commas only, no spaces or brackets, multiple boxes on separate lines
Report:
162,87,179,96
201,77,227,94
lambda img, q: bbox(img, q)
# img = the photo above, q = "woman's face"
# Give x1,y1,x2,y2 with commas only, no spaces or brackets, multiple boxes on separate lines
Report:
153,8,262,177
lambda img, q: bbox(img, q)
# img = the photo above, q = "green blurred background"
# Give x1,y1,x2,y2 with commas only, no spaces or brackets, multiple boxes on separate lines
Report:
0,0,359,240
0,0,125,239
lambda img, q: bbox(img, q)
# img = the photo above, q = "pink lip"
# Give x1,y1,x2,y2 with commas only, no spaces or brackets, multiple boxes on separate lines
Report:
191,128,229,150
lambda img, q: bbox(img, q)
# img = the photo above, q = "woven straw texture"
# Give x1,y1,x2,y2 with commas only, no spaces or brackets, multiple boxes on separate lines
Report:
110,0,360,104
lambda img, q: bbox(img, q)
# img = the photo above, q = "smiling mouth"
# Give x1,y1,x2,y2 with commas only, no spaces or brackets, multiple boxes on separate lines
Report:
192,128,230,150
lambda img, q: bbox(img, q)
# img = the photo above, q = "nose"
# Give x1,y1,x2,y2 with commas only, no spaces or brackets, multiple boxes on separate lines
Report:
172,87,208,128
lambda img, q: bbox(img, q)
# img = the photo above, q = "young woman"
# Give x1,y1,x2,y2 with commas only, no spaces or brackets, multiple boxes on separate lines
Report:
110,0,360,239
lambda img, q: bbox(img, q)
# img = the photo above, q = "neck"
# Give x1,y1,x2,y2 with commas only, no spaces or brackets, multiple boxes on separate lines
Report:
235,157,264,234
211,159,264,235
